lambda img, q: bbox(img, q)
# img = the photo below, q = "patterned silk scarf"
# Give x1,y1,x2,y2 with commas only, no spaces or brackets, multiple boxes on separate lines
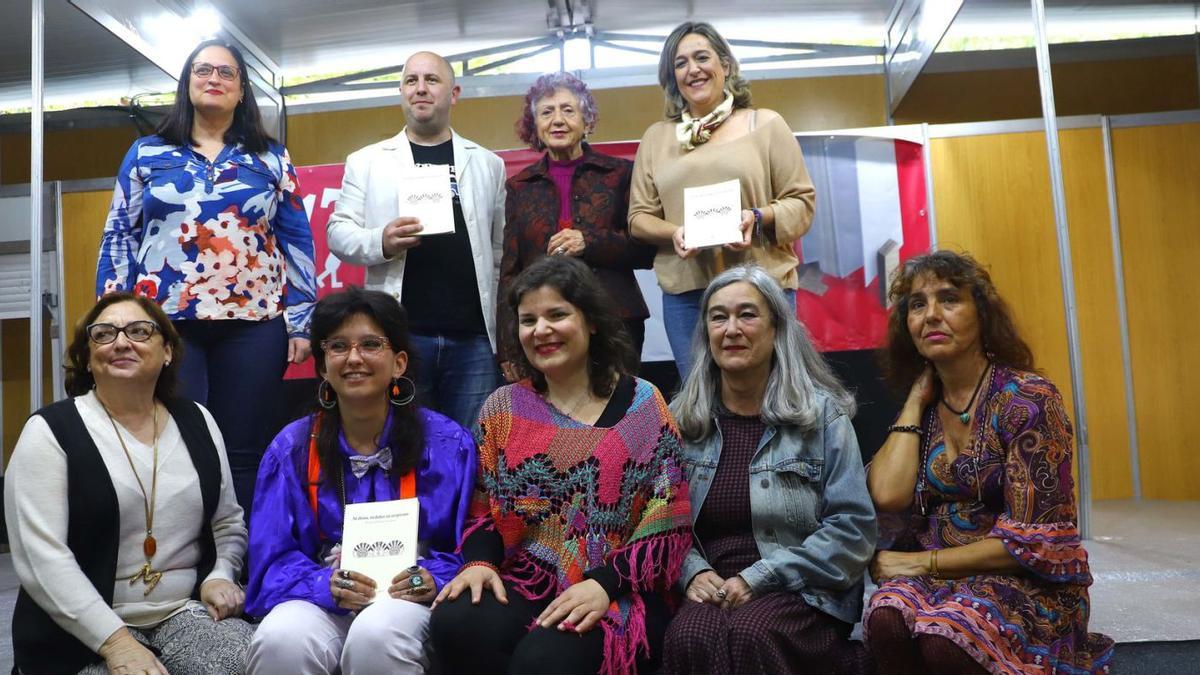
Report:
676,92,735,151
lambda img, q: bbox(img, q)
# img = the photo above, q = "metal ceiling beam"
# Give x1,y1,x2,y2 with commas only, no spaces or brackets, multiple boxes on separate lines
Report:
465,44,560,76
283,30,883,98
596,31,883,56
885,0,964,112
282,36,558,96
1030,0,1092,538
30,0,45,413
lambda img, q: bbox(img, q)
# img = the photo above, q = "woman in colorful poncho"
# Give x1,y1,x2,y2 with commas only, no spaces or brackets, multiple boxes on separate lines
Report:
865,250,1114,674
430,255,692,674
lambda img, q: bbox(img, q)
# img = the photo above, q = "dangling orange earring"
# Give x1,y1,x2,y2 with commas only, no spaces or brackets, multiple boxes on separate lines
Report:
389,376,416,406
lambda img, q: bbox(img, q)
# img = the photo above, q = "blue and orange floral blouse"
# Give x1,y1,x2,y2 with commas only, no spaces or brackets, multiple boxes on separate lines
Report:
97,136,316,336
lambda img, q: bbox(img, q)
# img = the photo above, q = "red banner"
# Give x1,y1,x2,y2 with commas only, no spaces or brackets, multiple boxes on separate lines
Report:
286,136,929,378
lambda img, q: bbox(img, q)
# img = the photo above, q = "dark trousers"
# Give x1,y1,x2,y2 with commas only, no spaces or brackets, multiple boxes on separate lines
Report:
624,318,646,366
174,317,288,519
430,585,668,674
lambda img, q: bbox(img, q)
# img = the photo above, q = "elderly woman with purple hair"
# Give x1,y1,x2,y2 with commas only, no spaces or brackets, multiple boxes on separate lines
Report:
498,72,656,372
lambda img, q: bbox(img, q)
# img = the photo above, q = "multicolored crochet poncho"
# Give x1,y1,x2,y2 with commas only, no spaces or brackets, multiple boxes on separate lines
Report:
464,377,692,674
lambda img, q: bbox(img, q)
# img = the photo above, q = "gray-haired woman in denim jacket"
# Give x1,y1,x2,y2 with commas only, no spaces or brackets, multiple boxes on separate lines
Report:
661,264,877,675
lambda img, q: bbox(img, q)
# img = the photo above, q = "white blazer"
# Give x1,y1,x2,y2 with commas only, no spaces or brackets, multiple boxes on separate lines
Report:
326,128,507,350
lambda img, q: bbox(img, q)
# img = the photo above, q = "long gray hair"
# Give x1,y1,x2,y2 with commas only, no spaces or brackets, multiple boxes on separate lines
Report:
670,265,856,442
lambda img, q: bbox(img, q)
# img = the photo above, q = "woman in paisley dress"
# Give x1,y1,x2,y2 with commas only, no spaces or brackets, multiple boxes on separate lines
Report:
864,250,1114,674
96,39,317,514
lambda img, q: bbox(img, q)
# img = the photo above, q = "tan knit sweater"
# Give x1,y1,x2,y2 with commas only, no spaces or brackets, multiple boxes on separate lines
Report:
628,113,816,294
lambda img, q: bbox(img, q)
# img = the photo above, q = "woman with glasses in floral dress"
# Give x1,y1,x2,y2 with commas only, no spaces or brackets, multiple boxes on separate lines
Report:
96,39,317,516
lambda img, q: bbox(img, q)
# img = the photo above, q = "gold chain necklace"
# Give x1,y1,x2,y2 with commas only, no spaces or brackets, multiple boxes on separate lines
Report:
546,387,594,419
100,397,163,596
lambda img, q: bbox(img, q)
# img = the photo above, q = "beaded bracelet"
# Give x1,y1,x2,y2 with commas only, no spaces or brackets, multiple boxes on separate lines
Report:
888,424,923,436
459,560,500,574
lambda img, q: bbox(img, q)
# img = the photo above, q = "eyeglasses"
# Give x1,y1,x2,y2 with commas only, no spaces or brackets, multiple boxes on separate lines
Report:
320,336,391,358
87,321,159,345
191,62,240,81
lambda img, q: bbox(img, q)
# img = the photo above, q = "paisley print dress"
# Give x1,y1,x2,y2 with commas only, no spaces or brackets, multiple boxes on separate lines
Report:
866,365,1114,674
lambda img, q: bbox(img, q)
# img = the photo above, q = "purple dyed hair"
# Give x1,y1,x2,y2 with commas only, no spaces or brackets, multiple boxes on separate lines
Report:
515,72,599,151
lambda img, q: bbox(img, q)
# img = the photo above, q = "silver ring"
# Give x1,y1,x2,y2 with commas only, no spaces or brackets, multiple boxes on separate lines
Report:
715,589,727,599
555,246,566,255
410,575,424,589
336,578,354,590
339,569,352,580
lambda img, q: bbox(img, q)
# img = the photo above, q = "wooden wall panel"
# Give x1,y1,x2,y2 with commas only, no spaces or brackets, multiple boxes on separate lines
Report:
61,190,114,330
1,125,138,185
1111,122,1200,500
931,132,1074,404
1059,129,1134,500
1,319,55,466
1,190,109,464
930,128,1134,500
895,54,1198,125
285,75,886,167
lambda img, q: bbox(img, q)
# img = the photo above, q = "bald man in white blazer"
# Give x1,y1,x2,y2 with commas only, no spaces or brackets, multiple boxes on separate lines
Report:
326,51,506,429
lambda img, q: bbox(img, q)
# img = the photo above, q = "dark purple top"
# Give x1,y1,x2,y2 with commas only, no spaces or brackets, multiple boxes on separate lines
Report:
548,155,584,225
694,412,764,579
244,407,477,617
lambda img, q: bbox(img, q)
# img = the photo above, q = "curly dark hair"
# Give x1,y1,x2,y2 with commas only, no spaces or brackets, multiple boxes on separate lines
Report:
65,293,183,399
503,256,636,397
881,250,1035,394
309,287,425,485
514,71,598,152
156,39,275,154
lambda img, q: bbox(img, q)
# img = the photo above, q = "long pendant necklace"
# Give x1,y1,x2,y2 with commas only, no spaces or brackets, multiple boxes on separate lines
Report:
101,399,163,596
941,362,991,425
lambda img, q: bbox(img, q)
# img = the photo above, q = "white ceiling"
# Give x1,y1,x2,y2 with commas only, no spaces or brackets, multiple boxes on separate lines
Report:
0,0,1194,112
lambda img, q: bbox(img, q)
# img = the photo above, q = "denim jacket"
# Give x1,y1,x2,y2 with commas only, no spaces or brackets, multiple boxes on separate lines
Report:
679,391,877,624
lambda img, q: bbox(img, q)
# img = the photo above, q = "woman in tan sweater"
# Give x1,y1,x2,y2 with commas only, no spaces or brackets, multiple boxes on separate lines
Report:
629,21,816,379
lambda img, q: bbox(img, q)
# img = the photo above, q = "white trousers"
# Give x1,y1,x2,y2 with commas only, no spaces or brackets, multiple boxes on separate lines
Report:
247,599,432,675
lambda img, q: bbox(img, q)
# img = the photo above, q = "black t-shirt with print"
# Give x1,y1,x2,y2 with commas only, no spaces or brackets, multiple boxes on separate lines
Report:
401,139,487,336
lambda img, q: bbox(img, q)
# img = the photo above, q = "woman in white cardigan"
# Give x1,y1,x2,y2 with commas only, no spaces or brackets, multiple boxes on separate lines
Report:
5,292,250,675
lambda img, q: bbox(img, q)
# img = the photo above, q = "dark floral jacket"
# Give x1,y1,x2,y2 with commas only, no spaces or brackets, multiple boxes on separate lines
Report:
500,144,656,343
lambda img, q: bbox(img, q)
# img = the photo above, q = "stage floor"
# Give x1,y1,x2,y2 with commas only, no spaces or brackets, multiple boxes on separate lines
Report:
1086,499,1200,643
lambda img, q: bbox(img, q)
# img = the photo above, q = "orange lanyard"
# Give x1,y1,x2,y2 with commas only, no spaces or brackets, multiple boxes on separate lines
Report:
306,413,416,531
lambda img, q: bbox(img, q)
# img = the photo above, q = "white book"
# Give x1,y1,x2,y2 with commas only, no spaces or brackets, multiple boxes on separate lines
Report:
398,165,455,236
683,179,743,249
341,498,420,599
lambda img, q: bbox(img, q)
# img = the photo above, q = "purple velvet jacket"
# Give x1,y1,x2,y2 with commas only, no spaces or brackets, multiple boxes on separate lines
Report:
245,408,476,617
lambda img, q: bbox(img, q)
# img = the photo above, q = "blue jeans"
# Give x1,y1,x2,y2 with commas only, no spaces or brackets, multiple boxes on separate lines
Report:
662,287,797,381
661,289,706,381
174,317,288,518
409,331,501,430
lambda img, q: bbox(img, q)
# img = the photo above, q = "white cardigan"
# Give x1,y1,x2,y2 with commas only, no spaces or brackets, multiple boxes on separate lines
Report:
325,128,507,350
3,392,247,651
